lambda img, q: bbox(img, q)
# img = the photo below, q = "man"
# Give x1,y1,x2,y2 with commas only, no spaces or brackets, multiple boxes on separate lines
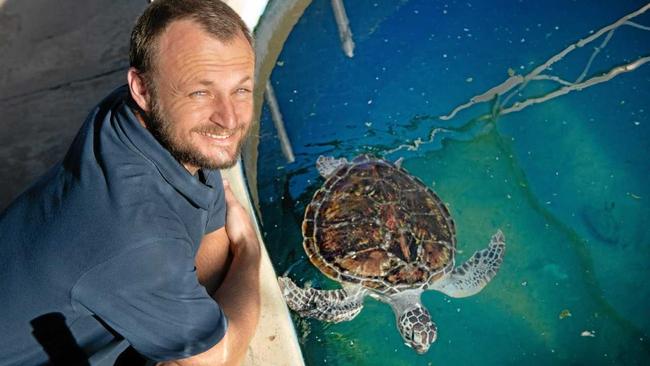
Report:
0,0,261,365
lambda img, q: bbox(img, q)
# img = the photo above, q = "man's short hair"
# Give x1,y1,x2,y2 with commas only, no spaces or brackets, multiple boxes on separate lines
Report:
129,0,253,76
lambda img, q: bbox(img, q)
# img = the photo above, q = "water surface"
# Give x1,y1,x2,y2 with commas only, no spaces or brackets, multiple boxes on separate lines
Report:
257,1,650,364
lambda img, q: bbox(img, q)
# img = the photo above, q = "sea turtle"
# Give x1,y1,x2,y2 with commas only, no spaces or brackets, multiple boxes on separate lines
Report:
278,155,506,354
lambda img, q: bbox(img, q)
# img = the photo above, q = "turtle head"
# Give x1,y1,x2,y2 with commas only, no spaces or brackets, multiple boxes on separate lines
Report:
396,304,437,354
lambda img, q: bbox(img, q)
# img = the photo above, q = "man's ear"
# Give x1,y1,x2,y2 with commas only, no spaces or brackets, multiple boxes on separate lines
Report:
127,68,151,112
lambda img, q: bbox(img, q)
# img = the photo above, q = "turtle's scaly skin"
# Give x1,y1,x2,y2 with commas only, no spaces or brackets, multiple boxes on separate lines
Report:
303,155,456,294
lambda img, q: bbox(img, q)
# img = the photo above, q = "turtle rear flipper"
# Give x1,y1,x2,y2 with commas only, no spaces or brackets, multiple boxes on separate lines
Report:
278,277,365,323
431,230,505,298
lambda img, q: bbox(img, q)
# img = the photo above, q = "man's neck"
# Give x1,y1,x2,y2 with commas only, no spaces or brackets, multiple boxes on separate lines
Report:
132,107,200,176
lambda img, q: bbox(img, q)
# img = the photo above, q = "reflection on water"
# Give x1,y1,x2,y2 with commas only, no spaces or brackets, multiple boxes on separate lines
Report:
257,0,650,364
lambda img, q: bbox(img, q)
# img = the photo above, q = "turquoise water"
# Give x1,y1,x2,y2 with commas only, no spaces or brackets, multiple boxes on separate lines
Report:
257,0,650,364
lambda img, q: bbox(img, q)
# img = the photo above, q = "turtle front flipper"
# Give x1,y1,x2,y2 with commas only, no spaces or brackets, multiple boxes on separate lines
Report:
431,230,506,298
278,277,365,323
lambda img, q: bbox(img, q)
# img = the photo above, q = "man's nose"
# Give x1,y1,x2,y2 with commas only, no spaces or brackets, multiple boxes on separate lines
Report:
210,95,237,129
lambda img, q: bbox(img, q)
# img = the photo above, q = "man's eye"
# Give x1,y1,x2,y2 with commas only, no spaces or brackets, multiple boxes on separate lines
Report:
189,90,208,97
235,88,252,95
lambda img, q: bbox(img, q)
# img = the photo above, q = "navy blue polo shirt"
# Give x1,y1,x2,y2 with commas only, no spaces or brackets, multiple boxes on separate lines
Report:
0,86,228,364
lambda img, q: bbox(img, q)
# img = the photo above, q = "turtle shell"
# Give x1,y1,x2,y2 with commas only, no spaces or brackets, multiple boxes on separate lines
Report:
302,155,456,294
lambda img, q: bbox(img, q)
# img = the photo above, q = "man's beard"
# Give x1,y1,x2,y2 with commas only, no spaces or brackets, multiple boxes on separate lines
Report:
145,94,248,171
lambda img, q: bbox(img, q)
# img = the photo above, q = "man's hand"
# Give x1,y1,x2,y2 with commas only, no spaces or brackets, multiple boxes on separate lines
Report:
222,179,259,257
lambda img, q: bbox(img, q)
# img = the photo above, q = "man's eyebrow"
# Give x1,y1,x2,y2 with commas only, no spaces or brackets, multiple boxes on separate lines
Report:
196,76,252,86
237,76,253,84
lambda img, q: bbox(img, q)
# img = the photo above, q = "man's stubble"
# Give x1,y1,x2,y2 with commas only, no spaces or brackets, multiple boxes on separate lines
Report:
145,86,250,171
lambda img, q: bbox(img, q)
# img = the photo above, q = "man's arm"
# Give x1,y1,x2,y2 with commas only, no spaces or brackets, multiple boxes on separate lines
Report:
159,180,261,366
195,228,232,296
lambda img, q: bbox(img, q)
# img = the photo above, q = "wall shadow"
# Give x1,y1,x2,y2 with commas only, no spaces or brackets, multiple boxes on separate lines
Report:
0,0,147,211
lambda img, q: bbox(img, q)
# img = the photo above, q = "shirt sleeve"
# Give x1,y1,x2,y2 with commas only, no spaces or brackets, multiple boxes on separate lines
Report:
204,170,226,234
71,241,227,362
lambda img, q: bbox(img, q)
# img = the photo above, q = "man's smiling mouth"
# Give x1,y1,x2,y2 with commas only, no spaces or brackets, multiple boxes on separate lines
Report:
197,131,235,140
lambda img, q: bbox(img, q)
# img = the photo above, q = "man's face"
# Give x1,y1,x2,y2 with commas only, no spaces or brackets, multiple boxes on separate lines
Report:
145,19,254,172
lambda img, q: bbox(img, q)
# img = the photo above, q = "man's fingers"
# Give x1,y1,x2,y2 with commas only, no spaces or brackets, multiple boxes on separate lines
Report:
222,179,249,219
222,179,239,206
221,179,258,253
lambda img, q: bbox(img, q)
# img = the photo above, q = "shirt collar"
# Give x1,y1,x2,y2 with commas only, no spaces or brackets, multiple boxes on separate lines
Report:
110,85,217,210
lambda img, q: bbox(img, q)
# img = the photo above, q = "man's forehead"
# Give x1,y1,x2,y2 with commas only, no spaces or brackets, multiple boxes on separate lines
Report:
150,23,252,77
158,18,253,55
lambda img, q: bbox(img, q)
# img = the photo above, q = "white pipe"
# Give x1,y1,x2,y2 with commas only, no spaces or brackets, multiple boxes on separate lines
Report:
331,0,355,58
265,83,295,163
